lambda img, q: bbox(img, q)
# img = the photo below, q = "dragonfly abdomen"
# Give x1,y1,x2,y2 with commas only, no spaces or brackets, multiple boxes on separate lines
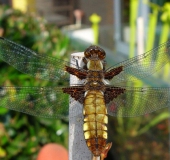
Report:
83,90,110,157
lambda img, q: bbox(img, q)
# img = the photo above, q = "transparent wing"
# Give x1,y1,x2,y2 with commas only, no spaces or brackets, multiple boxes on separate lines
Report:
0,86,83,119
107,87,170,117
106,41,170,85
0,37,79,82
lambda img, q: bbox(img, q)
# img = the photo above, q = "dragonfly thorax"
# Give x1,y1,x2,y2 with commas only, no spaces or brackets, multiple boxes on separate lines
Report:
87,60,103,71
84,80,105,91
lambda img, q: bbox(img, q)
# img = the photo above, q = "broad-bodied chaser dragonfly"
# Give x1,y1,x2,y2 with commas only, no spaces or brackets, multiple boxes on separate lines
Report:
0,37,170,160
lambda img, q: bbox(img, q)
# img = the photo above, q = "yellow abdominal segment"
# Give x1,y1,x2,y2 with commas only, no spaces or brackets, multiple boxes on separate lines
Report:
83,90,108,156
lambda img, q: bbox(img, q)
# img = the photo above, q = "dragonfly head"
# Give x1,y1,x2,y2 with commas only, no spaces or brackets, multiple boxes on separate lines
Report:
84,46,105,71
84,45,106,60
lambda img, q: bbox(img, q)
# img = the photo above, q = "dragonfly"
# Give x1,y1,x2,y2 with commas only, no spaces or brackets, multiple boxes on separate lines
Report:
0,37,170,160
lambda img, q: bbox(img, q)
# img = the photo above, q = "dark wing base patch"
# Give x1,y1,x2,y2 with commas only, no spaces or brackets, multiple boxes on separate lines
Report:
62,87,85,104
104,66,123,80
104,87,125,104
65,66,87,80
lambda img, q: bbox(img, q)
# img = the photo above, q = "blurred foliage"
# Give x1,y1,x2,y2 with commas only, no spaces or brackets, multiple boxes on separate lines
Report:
0,5,72,160
89,13,101,45
129,0,139,58
106,1,170,159
108,110,170,160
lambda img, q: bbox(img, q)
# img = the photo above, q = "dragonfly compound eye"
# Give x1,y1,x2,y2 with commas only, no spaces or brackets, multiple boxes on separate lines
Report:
97,50,106,60
84,45,106,60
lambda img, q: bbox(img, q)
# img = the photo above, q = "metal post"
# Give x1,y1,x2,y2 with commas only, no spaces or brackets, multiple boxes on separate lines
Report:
69,52,92,160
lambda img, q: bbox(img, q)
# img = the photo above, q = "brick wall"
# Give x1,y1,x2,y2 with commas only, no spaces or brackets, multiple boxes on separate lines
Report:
79,0,113,25
35,0,114,26
35,0,74,25
35,0,53,15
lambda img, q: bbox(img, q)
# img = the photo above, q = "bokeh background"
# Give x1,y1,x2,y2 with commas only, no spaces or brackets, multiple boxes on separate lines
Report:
0,0,170,160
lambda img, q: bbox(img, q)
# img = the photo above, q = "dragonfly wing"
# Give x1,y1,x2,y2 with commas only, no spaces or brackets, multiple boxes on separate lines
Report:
106,87,170,117
0,37,80,82
106,41,170,86
0,86,83,119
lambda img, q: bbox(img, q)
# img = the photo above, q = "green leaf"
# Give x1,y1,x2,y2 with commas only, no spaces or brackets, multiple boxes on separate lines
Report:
138,112,170,135
0,107,8,115
1,135,8,145
0,147,6,158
